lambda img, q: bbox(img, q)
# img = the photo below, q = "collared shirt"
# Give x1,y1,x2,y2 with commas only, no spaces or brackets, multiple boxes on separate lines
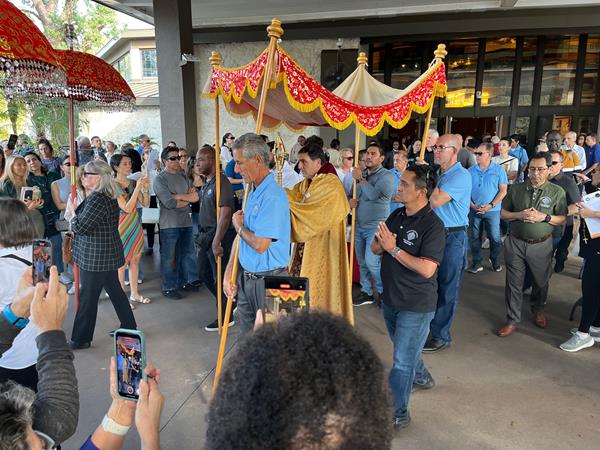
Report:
389,168,404,212
433,162,472,228
501,179,567,241
239,173,291,272
584,144,600,169
550,170,581,227
468,162,508,212
509,145,529,181
355,165,396,228
561,144,586,172
198,173,235,230
381,205,445,313
225,159,243,192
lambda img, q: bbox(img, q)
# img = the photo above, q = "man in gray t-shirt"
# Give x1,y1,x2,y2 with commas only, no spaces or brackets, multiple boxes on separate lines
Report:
154,147,200,299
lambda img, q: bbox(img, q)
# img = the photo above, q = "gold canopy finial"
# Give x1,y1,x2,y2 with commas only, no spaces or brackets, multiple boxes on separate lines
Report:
357,52,368,66
267,18,284,40
434,44,448,61
209,51,222,67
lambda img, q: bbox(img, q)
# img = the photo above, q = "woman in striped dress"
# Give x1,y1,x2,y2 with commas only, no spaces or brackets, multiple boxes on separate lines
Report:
110,153,151,306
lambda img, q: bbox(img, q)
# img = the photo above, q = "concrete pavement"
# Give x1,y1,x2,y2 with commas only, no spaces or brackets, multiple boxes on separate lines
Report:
62,252,600,449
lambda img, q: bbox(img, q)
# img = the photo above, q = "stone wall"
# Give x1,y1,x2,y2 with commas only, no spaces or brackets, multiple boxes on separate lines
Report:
194,38,360,150
81,106,162,148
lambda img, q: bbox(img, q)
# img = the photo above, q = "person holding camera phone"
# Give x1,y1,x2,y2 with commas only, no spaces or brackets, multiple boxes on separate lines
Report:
224,134,291,335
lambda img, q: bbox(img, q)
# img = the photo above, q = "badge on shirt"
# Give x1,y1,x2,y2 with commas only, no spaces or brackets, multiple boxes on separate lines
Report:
403,230,419,246
540,196,551,208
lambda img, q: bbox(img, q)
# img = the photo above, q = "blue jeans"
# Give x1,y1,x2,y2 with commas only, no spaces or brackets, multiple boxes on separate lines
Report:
48,233,64,273
159,227,197,291
469,210,502,265
354,226,383,295
383,303,434,419
430,229,468,344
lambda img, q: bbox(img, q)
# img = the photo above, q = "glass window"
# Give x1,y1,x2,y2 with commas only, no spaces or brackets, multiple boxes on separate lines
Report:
445,39,479,108
482,38,516,107
141,49,158,78
113,53,131,82
370,44,385,84
540,36,579,106
515,116,531,137
582,35,600,105
518,38,537,106
390,43,422,89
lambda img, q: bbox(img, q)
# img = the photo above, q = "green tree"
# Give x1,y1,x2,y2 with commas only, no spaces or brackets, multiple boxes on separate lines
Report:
18,0,123,145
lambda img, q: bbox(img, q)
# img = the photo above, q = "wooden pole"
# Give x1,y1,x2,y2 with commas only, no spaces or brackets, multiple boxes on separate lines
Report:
213,18,284,394
68,96,80,311
210,51,223,334
419,44,448,160
348,53,367,287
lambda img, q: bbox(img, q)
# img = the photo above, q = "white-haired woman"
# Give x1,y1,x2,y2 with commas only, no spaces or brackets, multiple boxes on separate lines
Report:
66,160,137,350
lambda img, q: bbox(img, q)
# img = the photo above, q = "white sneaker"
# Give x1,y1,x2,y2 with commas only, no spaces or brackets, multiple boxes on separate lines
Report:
560,334,595,352
570,328,600,342
481,238,490,249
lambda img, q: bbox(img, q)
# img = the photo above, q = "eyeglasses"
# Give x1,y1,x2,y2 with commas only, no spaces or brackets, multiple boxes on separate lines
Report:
433,145,456,152
83,171,99,177
473,152,486,156
227,136,235,140
551,161,560,165
63,163,71,167
344,156,354,160
529,167,549,172
166,156,181,161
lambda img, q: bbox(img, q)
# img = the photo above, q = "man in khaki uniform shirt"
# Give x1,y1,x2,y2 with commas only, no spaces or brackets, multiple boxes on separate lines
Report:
498,152,567,337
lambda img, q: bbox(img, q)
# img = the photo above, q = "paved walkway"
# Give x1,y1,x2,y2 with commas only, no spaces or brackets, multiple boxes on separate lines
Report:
63,251,599,449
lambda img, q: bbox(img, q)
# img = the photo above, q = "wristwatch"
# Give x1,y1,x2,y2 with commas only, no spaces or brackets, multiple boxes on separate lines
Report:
543,214,552,223
2,304,29,329
389,246,401,258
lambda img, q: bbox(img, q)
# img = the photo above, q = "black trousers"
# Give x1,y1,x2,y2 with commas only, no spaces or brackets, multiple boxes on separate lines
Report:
0,364,38,392
71,268,137,344
197,228,236,318
579,254,600,332
555,224,574,263
143,195,158,248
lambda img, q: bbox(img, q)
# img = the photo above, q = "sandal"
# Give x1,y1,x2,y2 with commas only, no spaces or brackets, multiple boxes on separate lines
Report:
130,294,151,304
129,302,136,310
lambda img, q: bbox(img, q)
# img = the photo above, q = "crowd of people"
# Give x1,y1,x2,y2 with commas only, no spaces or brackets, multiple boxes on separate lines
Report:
0,125,599,448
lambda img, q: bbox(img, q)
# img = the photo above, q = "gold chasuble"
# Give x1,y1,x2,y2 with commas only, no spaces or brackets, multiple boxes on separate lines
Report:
286,173,354,324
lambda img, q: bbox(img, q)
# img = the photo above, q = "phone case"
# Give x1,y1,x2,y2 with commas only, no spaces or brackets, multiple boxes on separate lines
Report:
114,328,146,401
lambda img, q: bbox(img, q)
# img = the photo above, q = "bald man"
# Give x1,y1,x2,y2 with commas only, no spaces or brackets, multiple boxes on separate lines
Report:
418,134,472,352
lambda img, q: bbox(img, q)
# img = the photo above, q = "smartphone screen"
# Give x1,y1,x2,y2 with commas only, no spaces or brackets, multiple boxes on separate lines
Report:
32,239,52,285
263,276,309,322
7,134,17,150
115,330,145,401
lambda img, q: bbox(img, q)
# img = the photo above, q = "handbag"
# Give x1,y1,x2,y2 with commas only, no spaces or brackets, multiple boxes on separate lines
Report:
62,232,74,264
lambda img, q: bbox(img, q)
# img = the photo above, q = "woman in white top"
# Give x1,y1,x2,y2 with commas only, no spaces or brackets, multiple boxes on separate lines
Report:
220,132,235,165
492,137,519,184
0,198,41,391
336,148,354,182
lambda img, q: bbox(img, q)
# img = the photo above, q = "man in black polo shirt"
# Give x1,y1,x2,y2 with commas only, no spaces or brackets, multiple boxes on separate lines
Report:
371,165,445,430
195,145,237,331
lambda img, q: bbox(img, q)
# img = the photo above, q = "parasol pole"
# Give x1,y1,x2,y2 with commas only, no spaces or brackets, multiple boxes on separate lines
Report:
213,18,284,394
419,44,448,160
348,52,368,289
65,21,80,311
210,51,224,335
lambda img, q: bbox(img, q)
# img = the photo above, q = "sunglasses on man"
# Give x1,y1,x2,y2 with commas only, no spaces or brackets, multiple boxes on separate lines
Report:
166,156,181,161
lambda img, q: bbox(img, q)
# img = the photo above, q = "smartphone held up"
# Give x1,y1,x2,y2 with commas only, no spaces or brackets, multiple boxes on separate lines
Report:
32,239,52,285
263,276,309,323
114,329,146,401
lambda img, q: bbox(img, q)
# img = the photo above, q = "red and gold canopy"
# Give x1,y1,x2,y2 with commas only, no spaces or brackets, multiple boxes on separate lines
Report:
0,0,66,94
55,49,135,109
203,45,447,136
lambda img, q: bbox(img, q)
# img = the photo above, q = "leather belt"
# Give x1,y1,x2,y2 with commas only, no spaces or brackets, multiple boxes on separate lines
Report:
511,234,552,245
243,267,286,280
446,226,468,232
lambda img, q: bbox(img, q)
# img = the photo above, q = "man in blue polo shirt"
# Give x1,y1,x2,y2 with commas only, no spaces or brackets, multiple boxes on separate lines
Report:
509,134,529,183
420,133,471,352
223,133,291,334
467,142,508,273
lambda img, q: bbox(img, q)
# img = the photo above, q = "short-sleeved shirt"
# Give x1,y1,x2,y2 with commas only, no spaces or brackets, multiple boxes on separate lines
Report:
198,173,234,230
468,162,508,212
154,171,193,229
239,173,291,273
585,144,600,169
225,158,243,192
492,155,519,184
501,180,567,241
433,162,472,227
381,205,446,313
509,146,529,180
389,168,403,212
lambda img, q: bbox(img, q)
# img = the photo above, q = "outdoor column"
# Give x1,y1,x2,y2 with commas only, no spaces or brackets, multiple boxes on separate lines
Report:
152,0,198,149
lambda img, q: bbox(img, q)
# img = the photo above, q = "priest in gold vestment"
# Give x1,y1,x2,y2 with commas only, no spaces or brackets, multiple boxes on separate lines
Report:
286,145,354,323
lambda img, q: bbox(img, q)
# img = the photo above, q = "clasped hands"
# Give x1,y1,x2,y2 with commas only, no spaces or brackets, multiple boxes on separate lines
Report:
374,222,397,253
520,208,547,223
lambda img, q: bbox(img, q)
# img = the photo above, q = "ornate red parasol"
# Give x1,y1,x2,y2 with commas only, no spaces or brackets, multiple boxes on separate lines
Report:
0,0,65,93
55,49,135,109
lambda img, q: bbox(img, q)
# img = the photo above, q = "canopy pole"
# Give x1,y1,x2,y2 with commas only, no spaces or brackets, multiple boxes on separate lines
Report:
210,51,224,335
348,52,368,304
68,96,80,312
214,18,284,395
419,44,448,160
